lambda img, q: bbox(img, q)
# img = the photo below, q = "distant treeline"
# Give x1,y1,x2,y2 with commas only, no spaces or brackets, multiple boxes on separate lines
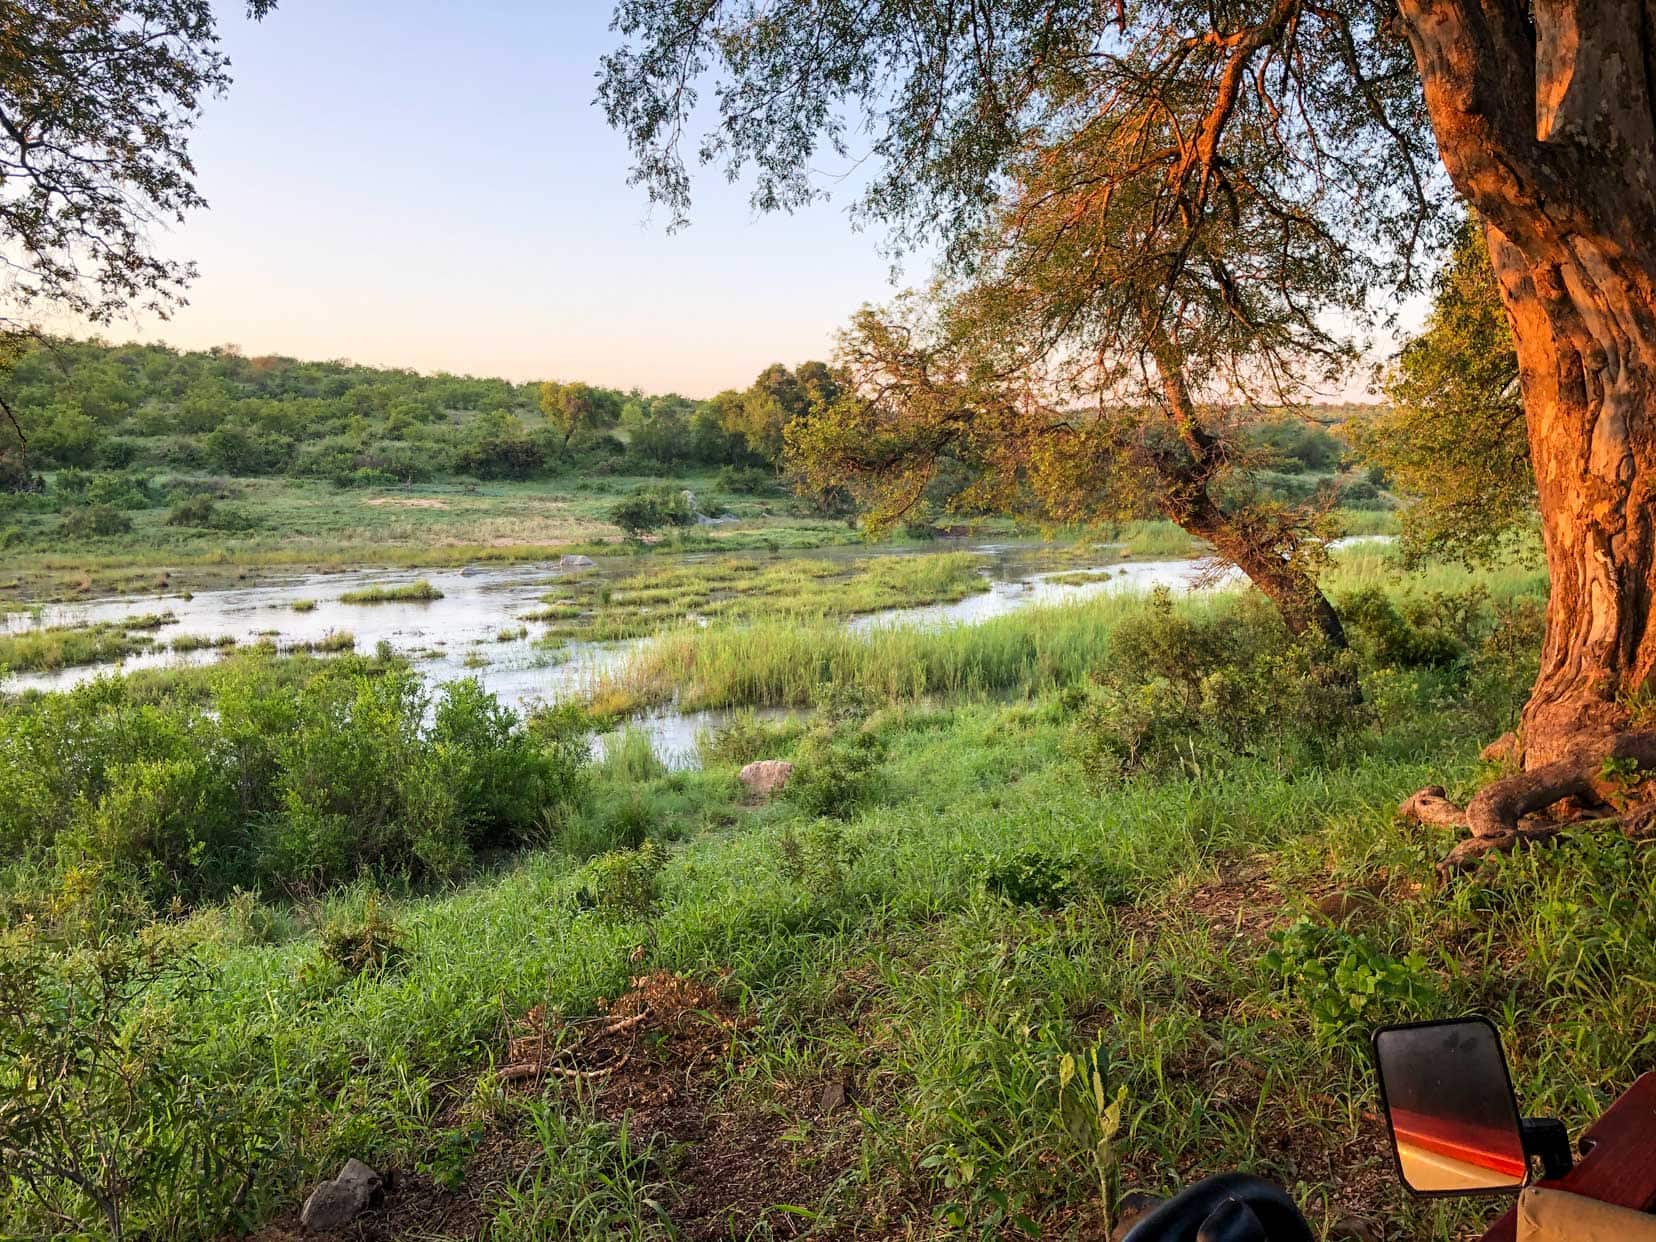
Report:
0,339,1389,522
0,338,844,488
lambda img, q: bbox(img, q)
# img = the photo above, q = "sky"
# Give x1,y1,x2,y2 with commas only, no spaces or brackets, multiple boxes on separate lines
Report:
70,1,908,398
59,1,1410,400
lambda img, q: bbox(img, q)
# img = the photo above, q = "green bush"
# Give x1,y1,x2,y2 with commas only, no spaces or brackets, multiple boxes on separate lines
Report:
1337,585,1489,669
608,485,694,537
60,503,132,537
0,928,265,1238
981,847,1079,908
575,841,666,916
776,819,863,901
317,892,407,978
0,659,590,926
1066,590,1363,783
715,465,777,494
785,724,886,818
165,493,256,530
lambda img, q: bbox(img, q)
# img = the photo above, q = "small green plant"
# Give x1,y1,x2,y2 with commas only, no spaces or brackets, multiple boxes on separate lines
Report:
981,847,1076,908
775,819,863,902
575,841,666,916
318,894,406,978
290,598,317,613
1058,1040,1130,1236
416,1123,483,1193
1262,917,1437,1041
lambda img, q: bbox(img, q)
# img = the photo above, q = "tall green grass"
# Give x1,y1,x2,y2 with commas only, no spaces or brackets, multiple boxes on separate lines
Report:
595,543,1549,715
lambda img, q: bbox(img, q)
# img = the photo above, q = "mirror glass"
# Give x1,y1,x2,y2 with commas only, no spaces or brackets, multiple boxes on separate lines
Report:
1375,1019,1526,1194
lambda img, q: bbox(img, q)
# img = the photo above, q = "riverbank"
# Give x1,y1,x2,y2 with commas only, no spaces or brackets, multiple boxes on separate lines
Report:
10,543,1645,1242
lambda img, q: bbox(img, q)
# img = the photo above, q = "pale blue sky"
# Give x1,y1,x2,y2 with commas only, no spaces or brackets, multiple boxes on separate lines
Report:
83,2,907,397
64,2,1402,399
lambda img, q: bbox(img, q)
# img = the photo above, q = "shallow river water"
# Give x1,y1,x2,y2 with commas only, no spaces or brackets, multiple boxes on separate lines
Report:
3,537,1385,765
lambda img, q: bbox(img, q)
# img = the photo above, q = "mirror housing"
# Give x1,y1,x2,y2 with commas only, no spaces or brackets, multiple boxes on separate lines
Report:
1373,1017,1528,1197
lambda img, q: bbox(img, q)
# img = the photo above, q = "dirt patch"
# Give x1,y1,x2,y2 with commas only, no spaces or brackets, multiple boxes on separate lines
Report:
246,1128,528,1242
363,497,449,510
497,971,886,1239
501,971,746,1107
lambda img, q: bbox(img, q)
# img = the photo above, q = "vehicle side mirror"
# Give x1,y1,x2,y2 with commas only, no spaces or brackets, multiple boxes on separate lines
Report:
1373,1018,1528,1196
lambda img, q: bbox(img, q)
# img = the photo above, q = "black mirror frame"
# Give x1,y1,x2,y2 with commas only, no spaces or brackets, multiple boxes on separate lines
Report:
1371,1015,1528,1200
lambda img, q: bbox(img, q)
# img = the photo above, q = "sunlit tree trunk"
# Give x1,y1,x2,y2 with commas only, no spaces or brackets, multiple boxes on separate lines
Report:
1151,341,1349,648
1400,0,1656,768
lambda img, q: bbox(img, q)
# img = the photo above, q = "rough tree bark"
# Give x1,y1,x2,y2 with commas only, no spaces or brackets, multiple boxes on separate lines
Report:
1395,0,1656,865
1151,345,1350,648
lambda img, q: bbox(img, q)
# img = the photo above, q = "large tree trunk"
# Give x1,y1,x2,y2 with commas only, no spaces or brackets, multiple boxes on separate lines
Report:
1398,0,1656,767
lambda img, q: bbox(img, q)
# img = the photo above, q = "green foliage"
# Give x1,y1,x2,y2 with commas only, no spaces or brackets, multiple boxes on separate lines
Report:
980,847,1134,909
416,1124,483,1194
1337,584,1489,669
785,724,886,818
1262,918,1438,1041
165,493,256,531
981,847,1077,909
775,819,863,900
574,841,666,917
0,659,588,923
0,929,265,1240
1243,417,1343,474
1362,215,1530,564
607,485,694,537
1057,1041,1130,1234
60,503,132,537
1067,589,1362,783
317,893,407,979
714,464,778,494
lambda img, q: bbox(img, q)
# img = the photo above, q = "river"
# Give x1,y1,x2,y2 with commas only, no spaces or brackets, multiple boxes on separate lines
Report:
3,537,1388,765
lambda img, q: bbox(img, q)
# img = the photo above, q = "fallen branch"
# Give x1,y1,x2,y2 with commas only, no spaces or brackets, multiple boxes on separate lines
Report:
499,1054,632,1084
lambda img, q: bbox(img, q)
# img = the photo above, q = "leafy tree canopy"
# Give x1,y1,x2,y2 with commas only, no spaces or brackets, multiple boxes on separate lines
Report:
1357,216,1529,566
0,1,277,325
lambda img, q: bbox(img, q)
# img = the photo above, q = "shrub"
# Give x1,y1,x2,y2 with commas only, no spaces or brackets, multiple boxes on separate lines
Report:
981,848,1134,909
0,928,264,1238
776,819,862,901
575,841,666,916
165,494,256,530
60,504,132,537
1337,585,1489,669
84,471,160,510
0,659,591,924
715,465,776,494
1067,590,1363,783
318,892,407,978
608,485,694,537
786,724,886,818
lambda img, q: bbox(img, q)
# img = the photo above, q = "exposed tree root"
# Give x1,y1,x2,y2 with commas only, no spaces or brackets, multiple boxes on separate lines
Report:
1400,732,1656,875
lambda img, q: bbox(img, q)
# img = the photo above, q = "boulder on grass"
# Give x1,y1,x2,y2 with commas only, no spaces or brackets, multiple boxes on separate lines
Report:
300,1158,383,1233
739,760,794,801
